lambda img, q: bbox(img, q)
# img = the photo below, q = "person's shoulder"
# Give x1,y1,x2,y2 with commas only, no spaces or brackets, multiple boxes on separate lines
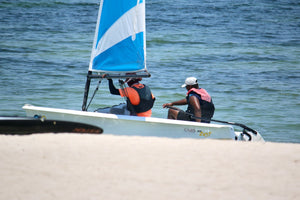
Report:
132,83,145,89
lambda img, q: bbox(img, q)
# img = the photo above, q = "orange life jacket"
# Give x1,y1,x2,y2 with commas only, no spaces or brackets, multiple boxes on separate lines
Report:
119,83,155,117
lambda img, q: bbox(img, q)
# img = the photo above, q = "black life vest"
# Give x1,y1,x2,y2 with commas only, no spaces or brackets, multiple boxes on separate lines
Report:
186,88,215,121
127,84,155,114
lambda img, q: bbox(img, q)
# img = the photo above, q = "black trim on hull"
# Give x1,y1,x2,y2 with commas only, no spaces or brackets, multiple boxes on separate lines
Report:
0,116,103,135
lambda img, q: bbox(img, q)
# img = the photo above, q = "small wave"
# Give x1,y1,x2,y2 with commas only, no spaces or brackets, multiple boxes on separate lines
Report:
1,1,97,8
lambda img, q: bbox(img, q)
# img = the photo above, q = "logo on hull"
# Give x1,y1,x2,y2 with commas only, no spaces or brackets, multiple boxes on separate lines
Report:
184,128,212,137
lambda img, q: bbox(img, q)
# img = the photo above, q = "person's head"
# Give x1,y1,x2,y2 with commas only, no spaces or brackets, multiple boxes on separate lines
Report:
125,73,142,87
181,77,199,90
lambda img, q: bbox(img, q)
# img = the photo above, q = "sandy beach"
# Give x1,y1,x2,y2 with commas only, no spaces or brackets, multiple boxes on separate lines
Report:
0,134,299,200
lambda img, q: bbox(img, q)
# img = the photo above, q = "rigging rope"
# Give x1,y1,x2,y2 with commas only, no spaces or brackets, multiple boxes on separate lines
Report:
86,78,102,110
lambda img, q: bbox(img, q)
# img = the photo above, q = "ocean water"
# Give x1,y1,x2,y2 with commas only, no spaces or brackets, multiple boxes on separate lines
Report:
0,0,299,143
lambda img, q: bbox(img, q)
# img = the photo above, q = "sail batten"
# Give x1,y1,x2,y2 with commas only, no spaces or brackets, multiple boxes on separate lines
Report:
89,0,146,73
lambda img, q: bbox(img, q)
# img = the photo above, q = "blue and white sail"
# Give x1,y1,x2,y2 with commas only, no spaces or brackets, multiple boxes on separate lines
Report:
89,0,146,73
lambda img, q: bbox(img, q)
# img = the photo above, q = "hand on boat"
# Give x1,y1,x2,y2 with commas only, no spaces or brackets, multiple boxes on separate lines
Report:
162,103,173,108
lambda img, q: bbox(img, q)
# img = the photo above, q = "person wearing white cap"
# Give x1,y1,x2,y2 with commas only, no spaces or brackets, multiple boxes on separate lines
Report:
162,77,215,123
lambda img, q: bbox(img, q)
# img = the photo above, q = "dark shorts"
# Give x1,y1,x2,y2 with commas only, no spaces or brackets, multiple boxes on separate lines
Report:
177,110,211,123
177,110,193,121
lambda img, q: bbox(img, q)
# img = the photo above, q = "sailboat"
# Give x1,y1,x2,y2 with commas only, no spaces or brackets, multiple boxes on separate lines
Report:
23,0,264,141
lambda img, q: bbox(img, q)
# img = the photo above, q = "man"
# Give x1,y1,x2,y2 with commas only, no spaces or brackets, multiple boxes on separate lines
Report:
107,77,155,117
162,77,215,123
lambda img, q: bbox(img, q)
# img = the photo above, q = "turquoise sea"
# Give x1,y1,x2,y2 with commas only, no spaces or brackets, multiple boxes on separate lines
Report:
1,0,299,143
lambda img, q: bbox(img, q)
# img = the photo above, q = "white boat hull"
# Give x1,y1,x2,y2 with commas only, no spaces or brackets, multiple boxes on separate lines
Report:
22,104,264,142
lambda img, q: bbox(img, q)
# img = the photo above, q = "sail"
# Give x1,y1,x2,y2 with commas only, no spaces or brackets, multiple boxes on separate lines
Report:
89,0,146,73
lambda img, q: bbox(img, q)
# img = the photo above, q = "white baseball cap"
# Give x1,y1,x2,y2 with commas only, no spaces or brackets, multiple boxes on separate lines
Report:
181,77,198,87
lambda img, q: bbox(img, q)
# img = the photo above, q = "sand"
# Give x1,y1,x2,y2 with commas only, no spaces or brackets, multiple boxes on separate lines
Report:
0,134,299,200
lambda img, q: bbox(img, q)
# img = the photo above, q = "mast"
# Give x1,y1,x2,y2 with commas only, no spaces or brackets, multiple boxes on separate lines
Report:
82,71,92,111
